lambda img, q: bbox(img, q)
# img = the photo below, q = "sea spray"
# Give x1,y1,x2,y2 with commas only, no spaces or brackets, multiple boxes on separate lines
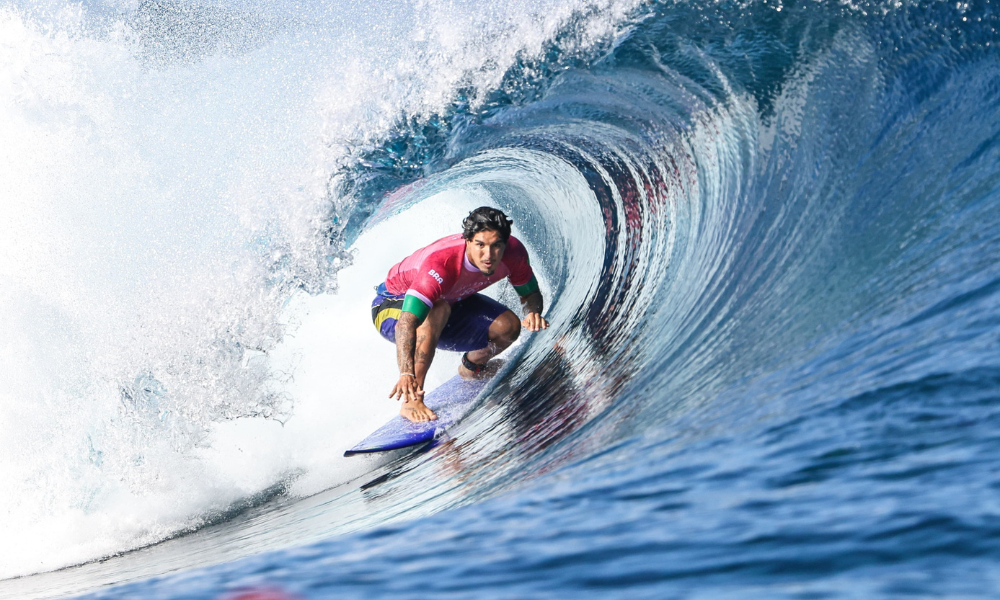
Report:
0,0,640,578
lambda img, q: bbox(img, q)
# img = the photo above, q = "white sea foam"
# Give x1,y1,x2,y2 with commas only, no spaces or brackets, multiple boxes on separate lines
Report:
0,0,638,578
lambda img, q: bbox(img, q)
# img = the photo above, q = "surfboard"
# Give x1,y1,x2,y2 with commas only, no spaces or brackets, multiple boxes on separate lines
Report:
344,375,491,456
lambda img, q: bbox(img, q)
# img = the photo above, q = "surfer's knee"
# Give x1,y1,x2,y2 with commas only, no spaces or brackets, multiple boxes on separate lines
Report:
490,310,521,343
432,298,451,318
422,299,451,331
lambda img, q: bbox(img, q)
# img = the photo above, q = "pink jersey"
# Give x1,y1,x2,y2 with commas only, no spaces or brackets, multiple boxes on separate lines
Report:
384,234,534,308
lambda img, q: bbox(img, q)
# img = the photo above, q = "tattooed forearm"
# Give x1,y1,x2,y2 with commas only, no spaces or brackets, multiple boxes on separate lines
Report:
396,312,419,374
414,330,436,379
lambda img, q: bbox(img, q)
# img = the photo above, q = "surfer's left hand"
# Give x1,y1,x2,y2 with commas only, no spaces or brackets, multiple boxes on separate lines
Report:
522,312,548,332
390,374,424,403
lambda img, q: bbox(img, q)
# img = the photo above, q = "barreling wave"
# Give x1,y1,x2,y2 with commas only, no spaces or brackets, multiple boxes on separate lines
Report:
336,0,1000,472
5,0,1000,596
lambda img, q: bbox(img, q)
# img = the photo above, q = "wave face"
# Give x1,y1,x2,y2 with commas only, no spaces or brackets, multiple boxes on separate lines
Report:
4,0,1000,597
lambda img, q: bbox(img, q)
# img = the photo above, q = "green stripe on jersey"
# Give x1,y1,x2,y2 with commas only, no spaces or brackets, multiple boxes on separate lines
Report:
513,274,539,297
402,294,431,323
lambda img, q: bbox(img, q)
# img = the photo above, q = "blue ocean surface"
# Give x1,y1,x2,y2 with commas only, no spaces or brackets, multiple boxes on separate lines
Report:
2,0,1000,598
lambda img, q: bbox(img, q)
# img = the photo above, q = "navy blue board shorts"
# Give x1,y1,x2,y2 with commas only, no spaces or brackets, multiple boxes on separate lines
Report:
371,282,509,352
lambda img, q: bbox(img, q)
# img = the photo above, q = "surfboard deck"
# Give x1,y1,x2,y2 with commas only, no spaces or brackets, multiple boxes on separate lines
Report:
344,375,491,456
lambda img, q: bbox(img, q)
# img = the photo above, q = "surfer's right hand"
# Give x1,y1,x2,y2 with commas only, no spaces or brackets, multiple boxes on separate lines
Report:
390,374,425,403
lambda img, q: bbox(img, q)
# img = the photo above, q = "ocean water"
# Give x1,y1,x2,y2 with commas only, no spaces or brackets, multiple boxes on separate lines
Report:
3,0,1000,598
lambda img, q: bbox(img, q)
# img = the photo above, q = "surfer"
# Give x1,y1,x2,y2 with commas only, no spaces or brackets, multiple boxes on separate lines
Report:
371,206,548,423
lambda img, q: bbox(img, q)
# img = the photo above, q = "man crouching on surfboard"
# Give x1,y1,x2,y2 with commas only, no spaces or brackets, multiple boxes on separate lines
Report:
370,206,548,423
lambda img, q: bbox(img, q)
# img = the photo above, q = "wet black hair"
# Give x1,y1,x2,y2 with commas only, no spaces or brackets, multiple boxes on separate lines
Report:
462,206,513,242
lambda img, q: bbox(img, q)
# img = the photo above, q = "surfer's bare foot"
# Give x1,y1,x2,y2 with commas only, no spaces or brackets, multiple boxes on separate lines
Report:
458,360,499,380
401,398,437,422
458,363,480,380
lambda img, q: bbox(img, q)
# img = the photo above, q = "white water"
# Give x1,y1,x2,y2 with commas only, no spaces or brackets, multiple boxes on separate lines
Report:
0,0,637,578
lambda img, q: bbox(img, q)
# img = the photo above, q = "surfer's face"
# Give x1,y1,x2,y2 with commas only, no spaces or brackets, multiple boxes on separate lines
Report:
466,230,506,276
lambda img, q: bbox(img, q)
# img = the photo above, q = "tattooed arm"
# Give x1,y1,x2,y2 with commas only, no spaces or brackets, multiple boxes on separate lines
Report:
414,331,436,387
390,311,424,402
